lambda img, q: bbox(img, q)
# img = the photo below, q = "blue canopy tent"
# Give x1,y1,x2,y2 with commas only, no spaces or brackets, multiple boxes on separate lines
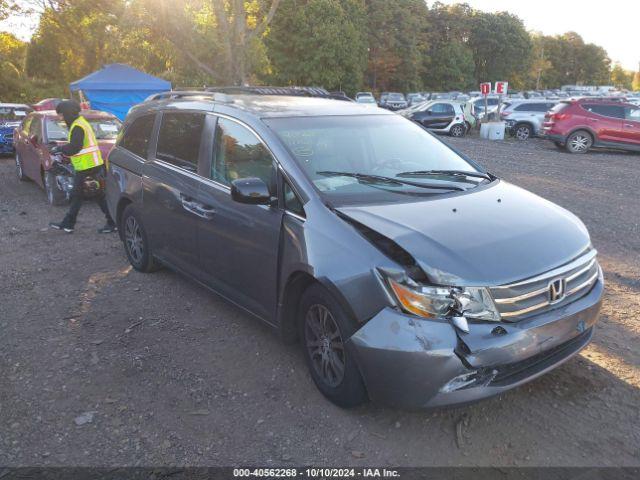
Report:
70,64,171,120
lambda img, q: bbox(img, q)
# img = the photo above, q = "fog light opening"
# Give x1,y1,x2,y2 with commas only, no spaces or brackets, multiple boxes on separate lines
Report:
440,369,497,393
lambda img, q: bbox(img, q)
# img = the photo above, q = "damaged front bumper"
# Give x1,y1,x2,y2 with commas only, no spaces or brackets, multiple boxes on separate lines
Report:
347,272,603,409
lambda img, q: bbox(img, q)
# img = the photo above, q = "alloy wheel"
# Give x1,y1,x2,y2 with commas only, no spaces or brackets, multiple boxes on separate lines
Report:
451,125,464,137
569,134,590,152
516,125,531,140
304,304,345,388
15,155,23,179
44,173,54,204
124,216,144,265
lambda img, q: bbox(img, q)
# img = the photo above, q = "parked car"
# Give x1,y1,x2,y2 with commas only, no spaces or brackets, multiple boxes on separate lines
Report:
501,100,558,140
0,103,32,155
542,98,640,153
106,91,603,409
31,98,67,111
355,92,375,101
355,95,378,108
472,96,501,120
379,92,408,110
13,110,122,203
399,100,467,137
406,93,426,106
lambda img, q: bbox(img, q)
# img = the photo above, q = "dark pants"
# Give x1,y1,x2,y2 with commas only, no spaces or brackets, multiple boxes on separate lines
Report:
62,166,114,228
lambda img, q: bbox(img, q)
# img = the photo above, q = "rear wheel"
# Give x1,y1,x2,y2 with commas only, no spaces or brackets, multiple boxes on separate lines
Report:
566,130,592,154
450,123,465,137
514,123,532,140
15,154,27,181
299,284,368,408
44,170,66,206
121,204,160,273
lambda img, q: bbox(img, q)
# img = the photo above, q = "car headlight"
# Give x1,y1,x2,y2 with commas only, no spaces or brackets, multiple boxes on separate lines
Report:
387,278,500,323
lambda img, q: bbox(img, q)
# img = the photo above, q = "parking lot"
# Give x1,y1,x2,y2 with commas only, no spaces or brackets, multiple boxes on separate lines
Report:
0,135,638,467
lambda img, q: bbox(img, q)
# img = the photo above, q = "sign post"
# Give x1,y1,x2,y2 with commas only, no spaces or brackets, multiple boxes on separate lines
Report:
480,82,491,123
495,81,508,118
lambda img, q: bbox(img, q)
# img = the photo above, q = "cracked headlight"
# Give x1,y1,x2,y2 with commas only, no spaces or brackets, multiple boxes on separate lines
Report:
387,278,500,322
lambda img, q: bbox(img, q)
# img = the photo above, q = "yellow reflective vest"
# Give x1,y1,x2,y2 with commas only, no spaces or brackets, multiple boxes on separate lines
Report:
68,116,104,171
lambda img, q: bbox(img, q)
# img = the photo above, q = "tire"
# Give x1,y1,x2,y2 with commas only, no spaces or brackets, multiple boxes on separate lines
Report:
450,123,465,137
514,123,532,141
299,284,368,408
565,130,593,154
120,204,160,273
44,170,67,206
15,153,27,181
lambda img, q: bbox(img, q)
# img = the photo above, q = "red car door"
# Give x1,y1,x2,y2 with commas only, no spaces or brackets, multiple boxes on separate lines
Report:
581,104,624,143
621,106,640,147
22,116,46,184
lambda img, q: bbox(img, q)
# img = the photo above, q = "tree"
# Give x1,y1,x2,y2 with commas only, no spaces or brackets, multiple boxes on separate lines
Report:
265,0,368,93
610,63,633,89
365,0,428,92
424,41,475,90
633,71,640,91
468,11,532,85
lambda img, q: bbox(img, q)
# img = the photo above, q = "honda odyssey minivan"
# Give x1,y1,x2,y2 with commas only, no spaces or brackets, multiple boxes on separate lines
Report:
106,91,603,409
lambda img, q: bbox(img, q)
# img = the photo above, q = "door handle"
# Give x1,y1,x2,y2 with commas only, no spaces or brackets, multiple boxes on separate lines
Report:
180,194,215,220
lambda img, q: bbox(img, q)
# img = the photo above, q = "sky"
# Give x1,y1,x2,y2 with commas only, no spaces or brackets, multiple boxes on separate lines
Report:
436,0,639,71
2,0,639,71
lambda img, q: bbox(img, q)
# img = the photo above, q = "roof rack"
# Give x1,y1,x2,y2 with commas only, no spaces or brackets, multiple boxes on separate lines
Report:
205,85,332,97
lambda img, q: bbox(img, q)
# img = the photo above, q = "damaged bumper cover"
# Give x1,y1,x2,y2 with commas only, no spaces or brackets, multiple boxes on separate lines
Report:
347,271,603,409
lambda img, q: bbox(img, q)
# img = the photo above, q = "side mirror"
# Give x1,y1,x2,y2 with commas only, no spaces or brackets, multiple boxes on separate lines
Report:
230,177,272,205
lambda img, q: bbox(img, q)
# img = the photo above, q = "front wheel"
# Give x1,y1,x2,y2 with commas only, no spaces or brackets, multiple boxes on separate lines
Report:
566,130,593,154
15,154,27,181
44,170,67,206
121,204,160,273
299,284,368,408
450,123,466,137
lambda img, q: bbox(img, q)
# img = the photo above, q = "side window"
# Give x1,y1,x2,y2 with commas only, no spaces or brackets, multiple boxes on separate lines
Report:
119,114,155,159
431,103,452,114
284,180,305,218
212,118,275,189
625,108,640,121
156,112,206,172
584,104,624,119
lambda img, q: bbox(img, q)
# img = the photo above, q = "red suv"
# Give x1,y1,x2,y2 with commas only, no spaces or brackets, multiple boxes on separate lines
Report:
542,98,640,153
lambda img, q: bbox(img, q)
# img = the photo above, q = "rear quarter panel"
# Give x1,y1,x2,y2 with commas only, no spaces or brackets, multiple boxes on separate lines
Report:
105,146,145,224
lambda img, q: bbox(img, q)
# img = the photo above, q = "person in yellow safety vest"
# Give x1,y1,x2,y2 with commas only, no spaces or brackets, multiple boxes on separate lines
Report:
49,100,116,234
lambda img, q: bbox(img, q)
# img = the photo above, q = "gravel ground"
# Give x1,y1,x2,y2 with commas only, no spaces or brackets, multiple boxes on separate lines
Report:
0,136,638,467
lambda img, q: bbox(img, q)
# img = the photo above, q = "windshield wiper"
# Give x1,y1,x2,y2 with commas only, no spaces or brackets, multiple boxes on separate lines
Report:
316,171,465,191
396,169,492,181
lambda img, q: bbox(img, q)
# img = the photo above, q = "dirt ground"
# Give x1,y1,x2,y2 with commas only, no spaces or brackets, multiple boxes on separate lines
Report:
0,136,638,467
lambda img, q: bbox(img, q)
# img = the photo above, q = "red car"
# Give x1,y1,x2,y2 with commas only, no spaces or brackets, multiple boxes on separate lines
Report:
13,110,122,204
542,98,640,153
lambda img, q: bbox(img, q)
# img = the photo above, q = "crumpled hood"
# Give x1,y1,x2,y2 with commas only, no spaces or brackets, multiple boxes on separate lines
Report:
338,180,591,286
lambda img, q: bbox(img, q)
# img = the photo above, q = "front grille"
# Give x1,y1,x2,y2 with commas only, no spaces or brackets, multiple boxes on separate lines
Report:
490,251,599,321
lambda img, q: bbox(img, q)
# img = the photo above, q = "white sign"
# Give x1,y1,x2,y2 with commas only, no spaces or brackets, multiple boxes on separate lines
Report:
495,82,509,95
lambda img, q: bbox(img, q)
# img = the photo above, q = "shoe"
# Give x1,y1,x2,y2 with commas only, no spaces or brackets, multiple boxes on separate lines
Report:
50,222,74,233
98,224,117,234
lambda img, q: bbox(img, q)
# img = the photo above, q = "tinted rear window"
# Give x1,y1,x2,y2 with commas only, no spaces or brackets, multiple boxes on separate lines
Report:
119,114,155,159
514,103,550,112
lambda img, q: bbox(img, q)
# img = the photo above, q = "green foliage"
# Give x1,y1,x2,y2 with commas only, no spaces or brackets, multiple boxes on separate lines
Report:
633,72,640,92
265,0,368,93
0,0,624,103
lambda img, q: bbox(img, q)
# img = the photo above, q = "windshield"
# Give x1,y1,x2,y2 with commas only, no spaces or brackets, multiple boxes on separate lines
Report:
388,93,404,101
356,97,376,104
46,117,122,141
265,115,484,206
0,106,30,122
